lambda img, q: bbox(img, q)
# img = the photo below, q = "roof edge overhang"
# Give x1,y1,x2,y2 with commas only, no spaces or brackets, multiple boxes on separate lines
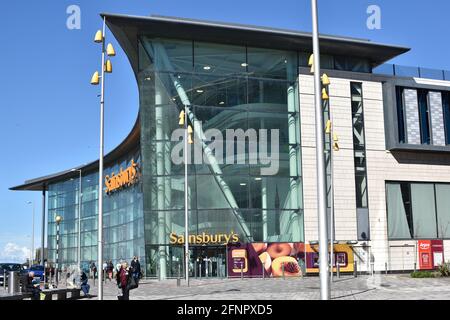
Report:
101,12,410,75
10,116,141,191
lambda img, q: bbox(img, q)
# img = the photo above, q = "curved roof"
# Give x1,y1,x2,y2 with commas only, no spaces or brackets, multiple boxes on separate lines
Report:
10,117,140,191
102,12,410,75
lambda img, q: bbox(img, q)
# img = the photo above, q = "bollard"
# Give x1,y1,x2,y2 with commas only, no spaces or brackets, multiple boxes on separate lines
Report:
3,269,6,291
414,262,417,273
199,263,202,280
282,262,285,280
385,262,388,275
262,263,265,280
337,263,340,278
240,263,243,280
8,271,20,294
177,264,181,287
371,262,375,277
354,261,357,278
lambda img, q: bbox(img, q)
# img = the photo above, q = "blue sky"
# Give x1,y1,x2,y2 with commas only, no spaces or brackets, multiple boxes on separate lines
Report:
1,0,449,262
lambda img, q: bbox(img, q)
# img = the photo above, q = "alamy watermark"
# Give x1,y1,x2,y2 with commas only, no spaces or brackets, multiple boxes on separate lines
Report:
367,5,381,30
171,123,280,176
66,5,81,30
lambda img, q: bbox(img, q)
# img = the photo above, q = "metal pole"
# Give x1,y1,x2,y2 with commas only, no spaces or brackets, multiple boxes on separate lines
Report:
77,170,82,270
282,262,285,280
241,262,243,280
31,202,35,267
311,0,330,300
56,223,59,286
184,105,190,287
41,188,46,266
97,16,106,301
330,109,335,283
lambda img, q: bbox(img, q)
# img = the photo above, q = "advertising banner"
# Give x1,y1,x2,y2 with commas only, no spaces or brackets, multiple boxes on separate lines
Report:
305,244,354,273
418,240,444,270
227,243,305,278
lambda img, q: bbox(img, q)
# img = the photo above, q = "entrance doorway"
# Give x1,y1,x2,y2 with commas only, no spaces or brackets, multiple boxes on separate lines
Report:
190,246,227,279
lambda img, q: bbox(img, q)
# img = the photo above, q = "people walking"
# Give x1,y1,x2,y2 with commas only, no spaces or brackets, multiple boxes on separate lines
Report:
90,262,97,280
116,262,132,300
131,256,142,283
107,260,114,281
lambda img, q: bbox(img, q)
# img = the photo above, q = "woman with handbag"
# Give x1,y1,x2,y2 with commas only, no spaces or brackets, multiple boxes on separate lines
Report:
116,262,137,300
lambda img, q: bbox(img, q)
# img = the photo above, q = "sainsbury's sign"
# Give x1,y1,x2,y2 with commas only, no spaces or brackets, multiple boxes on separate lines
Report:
105,160,140,194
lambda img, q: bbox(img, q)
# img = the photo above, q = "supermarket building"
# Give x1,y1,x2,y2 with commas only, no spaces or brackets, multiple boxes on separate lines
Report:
11,13,450,278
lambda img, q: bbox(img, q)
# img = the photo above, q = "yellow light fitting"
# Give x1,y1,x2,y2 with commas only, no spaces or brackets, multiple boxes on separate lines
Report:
179,110,185,126
105,60,113,73
308,54,314,67
325,120,332,134
333,142,340,152
333,133,339,142
188,134,194,145
188,125,193,134
322,88,329,100
106,43,116,57
94,30,103,43
321,73,331,86
90,71,100,85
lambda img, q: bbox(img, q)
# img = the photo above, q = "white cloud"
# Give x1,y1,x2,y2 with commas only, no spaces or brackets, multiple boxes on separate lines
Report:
0,243,30,263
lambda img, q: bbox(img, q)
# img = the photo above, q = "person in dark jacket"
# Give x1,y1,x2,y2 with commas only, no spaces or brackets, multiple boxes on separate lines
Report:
116,262,132,300
25,271,41,300
130,256,141,282
80,271,90,298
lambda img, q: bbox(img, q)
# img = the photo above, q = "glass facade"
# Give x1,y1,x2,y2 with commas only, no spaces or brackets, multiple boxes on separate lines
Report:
47,148,144,273
138,37,304,278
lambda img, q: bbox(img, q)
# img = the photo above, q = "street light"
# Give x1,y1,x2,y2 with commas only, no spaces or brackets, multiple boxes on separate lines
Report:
55,215,63,287
71,169,82,270
310,0,330,300
27,201,35,267
91,17,116,300
179,106,194,287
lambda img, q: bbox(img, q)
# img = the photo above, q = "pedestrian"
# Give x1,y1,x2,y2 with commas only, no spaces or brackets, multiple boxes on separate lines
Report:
80,271,90,298
131,256,142,283
107,260,114,281
90,262,97,280
116,262,132,300
102,261,107,281
26,271,41,300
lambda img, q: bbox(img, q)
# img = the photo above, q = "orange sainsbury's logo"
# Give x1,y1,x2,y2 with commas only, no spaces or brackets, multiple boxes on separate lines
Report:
105,160,140,194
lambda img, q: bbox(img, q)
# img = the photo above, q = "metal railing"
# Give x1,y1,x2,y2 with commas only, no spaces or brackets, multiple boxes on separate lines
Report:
373,63,450,81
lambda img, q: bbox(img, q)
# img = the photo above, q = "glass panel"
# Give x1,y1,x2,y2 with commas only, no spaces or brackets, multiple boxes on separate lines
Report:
418,90,431,145
247,47,297,80
143,37,193,73
387,183,413,239
194,41,246,76
411,183,437,238
435,184,450,238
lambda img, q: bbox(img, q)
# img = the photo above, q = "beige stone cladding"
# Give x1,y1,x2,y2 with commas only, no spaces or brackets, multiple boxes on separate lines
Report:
299,73,450,272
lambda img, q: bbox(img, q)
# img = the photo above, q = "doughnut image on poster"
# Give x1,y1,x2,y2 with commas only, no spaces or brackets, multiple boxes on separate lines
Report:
256,243,303,277
227,242,305,278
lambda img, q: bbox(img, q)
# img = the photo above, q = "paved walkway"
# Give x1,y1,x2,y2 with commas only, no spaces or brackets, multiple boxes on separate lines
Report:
80,274,450,300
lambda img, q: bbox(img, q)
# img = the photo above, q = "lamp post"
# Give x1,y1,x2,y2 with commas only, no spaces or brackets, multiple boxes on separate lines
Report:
71,169,82,270
27,201,35,267
91,17,116,300
55,215,63,287
179,106,193,287
310,0,330,300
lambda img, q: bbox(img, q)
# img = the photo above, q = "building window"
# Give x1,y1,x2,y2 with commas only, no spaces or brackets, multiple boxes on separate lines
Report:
386,182,450,240
418,89,431,144
396,87,406,143
351,82,370,240
442,92,450,145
